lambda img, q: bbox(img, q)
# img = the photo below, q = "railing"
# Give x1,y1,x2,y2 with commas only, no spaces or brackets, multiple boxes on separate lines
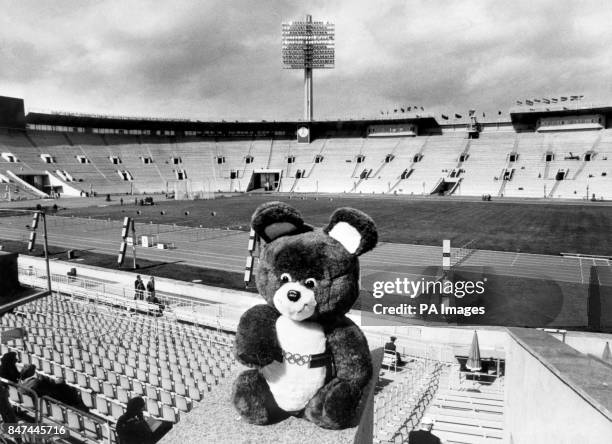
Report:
17,265,243,333
458,370,505,390
374,361,445,443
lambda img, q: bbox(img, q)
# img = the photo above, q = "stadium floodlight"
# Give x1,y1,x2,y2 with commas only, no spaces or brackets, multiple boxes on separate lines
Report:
282,14,335,122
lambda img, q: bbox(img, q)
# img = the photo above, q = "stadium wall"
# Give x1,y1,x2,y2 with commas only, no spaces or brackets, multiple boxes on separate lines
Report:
505,328,612,443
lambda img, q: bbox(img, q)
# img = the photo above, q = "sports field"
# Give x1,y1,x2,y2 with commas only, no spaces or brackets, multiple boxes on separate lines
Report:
56,194,612,256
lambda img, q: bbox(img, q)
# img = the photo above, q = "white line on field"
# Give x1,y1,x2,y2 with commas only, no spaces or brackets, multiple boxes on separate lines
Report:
510,252,520,267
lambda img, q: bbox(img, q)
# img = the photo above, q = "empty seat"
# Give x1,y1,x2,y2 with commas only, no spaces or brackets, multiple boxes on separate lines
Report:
175,395,192,412
82,415,103,440
66,409,81,430
146,385,159,400
80,390,95,410
89,377,101,393
95,394,109,416
174,382,187,397
64,368,76,384
117,387,130,404
188,385,202,401
50,401,66,423
76,372,89,388
132,380,145,396
102,382,115,398
95,366,106,381
110,401,125,419
149,373,160,386
159,390,173,406
119,375,132,390
161,404,178,422
146,398,161,417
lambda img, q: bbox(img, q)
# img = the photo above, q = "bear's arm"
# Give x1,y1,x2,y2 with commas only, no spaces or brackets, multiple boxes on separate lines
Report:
326,316,372,388
234,304,282,368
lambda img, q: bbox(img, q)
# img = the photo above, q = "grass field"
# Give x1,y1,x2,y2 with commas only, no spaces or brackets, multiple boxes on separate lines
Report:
55,194,612,256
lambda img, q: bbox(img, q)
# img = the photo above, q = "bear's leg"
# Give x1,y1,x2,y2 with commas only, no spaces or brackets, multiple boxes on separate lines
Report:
304,378,362,429
232,369,288,425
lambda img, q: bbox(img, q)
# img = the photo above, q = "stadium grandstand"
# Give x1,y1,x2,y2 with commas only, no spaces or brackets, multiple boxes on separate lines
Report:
0,96,610,201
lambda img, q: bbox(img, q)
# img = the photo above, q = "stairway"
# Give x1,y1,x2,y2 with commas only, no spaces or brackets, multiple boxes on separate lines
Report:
423,368,505,444
388,136,430,193
265,139,274,169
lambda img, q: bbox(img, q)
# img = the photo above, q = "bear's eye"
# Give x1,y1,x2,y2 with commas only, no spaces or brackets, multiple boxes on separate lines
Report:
304,278,317,289
280,273,292,283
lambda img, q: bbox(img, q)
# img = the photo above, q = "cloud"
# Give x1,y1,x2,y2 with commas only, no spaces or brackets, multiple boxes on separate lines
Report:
1,0,610,120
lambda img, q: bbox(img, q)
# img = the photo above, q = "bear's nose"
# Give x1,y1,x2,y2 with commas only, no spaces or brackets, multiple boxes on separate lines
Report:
287,290,301,302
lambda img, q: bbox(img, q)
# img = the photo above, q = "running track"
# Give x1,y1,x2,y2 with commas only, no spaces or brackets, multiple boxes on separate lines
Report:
0,215,610,287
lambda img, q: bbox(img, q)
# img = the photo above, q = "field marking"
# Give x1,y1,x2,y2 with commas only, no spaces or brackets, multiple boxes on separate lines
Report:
579,258,584,284
510,252,520,267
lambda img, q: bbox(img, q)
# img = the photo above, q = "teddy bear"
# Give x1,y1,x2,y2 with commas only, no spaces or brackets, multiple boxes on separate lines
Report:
231,201,377,430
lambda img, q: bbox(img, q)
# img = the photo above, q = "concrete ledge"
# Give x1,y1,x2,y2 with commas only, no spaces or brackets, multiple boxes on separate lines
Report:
161,348,382,444
507,327,612,421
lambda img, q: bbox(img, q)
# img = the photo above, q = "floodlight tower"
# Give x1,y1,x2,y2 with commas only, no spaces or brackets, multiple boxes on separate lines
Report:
282,14,335,137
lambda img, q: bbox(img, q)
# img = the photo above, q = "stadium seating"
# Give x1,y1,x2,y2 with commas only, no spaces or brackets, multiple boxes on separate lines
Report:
374,358,444,443
294,137,365,193
457,133,516,197
358,137,426,194
424,369,505,443
0,293,236,442
0,127,610,199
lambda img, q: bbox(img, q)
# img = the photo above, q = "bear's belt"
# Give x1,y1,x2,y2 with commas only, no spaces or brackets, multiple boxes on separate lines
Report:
280,349,331,369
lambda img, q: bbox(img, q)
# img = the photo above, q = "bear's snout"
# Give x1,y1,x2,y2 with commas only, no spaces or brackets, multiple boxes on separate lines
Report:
287,290,301,302
273,282,317,321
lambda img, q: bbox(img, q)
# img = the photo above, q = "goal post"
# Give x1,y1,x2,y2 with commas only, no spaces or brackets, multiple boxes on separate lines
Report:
166,179,214,200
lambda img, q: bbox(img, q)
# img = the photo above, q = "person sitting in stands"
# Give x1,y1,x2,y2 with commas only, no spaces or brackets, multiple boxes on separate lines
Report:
384,336,404,365
116,397,156,444
48,378,90,413
19,365,88,412
0,352,20,383
0,384,16,424
18,364,42,393
408,417,443,444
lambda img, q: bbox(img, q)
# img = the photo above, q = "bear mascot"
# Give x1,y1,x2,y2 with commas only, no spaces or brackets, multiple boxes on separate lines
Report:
232,201,377,429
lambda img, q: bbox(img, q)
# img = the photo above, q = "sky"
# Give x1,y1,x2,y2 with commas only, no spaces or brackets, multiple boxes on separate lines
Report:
1,0,611,121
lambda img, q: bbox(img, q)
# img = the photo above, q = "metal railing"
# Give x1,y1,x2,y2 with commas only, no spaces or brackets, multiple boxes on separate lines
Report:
17,265,243,333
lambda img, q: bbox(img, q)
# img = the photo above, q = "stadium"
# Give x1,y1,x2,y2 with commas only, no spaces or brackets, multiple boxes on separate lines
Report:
0,2,611,444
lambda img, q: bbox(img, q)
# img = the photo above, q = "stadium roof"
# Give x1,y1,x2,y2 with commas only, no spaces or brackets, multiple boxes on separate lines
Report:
25,111,440,137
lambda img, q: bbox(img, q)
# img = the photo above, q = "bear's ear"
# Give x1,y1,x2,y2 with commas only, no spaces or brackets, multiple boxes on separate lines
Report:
324,207,378,256
251,201,313,243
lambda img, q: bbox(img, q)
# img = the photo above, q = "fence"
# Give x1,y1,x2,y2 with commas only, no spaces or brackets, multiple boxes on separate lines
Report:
42,215,245,246
17,265,243,333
